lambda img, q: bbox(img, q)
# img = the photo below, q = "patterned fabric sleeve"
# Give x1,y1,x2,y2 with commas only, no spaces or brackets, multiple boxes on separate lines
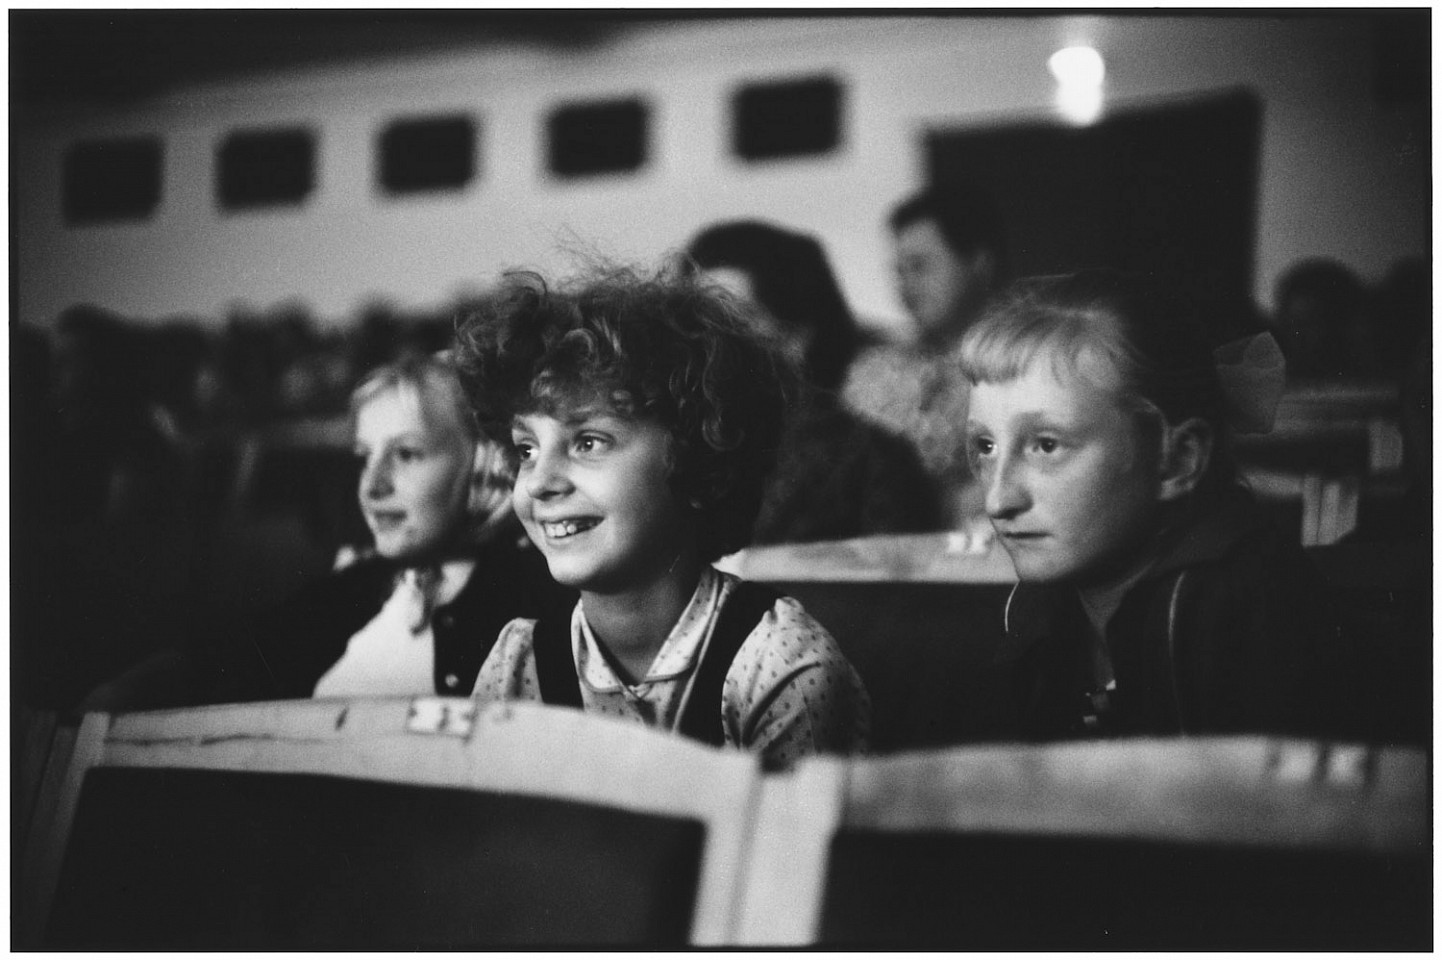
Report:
471,617,542,703
721,596,871,771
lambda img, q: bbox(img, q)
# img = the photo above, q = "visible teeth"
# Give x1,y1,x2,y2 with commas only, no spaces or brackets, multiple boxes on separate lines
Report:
544,519,595,538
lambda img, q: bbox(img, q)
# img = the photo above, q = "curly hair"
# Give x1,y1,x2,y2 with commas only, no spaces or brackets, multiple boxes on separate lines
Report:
453,264,794,563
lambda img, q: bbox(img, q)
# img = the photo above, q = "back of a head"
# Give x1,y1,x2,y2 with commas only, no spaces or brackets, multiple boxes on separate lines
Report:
1275,259,1365,320
1375,257,1428,374
686,219,859,391
1273,259,1367,378
454,264,793,562
53,303,150,414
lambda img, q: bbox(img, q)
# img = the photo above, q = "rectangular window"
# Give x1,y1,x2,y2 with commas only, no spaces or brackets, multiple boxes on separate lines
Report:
732,75,843,162
63,137,163,225
379,115,477,194
217,127,315,210
546,98,648,179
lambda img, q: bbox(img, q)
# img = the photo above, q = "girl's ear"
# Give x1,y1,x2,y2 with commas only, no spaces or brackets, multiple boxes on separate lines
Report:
1157,417,1213,502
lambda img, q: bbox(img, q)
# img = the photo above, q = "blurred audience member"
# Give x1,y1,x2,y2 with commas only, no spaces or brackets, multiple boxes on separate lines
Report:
13,323,59,505
52,304,182,520
843,187,1009,531
270,303,327,415
1271,258,1373,380
1372,257,1429,381
1393,264,1431,535
146,319,237,435
687,219,868,393
687,220,943,543
13,324,65,706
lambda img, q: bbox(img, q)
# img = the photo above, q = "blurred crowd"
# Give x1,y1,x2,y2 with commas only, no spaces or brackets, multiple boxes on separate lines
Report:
16,298,470,522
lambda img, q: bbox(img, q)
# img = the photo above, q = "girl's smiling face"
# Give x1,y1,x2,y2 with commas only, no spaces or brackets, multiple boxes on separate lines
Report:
354,388,475,563
966,356,1165,586
510,406,695,596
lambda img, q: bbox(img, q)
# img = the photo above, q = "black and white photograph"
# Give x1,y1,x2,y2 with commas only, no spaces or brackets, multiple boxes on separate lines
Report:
11,6,1431,949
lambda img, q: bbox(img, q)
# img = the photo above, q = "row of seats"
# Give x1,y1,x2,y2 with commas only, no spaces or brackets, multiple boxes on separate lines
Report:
17,698,1430,949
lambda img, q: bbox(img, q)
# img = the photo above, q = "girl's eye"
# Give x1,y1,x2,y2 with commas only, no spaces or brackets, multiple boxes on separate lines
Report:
511,440,534,463
972,436,995,457
1032,436,1061,455
395,446,424,463
575,433,610,455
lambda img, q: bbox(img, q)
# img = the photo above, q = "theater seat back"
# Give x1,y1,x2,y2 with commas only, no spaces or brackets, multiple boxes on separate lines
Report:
736,738,1430,948
20,698,761,948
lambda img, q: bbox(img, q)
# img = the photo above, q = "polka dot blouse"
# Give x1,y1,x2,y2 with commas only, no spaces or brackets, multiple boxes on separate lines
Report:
472,566,871,771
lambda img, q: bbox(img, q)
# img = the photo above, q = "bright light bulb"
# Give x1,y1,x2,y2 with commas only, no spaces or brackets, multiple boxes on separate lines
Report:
1056,86,1104,126
1048,46,1106,88
1049,45,1105,125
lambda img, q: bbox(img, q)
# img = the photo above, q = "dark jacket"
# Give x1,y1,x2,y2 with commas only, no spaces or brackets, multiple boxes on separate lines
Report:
209,534,574,702
753,388,943,546
995,490,1362,742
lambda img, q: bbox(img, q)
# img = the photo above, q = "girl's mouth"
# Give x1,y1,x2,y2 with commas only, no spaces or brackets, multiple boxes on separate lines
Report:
370,511,405,530
541,518,600,539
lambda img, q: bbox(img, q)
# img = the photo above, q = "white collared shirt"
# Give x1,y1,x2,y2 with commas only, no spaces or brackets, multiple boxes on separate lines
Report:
312,560,474,698
472,566,870,770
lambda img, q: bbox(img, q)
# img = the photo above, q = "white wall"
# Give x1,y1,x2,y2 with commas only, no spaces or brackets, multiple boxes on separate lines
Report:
13,15,1427,335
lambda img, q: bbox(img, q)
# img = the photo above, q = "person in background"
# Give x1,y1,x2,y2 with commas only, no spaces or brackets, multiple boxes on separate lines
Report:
687,219,867,394
843,187,1009,534
959,270,1363,741
1271,258,1373,381
84,351,573,708
1372,257,1428,382
686,220,942,543
457,265,870,771
52,303,182,521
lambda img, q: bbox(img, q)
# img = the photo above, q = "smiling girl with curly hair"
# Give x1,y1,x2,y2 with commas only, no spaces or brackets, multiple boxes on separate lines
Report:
456,264,870,770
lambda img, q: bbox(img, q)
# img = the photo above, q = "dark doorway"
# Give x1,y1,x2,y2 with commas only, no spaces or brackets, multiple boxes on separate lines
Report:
927,90,1262,330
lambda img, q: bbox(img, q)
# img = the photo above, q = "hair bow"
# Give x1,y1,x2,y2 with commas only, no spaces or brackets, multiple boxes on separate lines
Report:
1213,331,1285,434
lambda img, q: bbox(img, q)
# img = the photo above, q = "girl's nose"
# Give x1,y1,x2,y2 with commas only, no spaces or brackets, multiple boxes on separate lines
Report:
984,455,1030,520
522,446,572,500
360,455,393,501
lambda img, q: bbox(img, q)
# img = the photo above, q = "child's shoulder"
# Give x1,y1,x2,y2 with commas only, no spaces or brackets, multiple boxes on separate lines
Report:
719,572,846,665
1148,493,1339,628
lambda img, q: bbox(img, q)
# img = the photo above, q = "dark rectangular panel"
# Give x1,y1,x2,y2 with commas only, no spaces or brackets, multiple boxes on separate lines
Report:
547,98,648,178
732,75,843,161
63,137,163,224
218,127,315,210
820,830,1430,950
379,114,477,194
47,766,704,949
